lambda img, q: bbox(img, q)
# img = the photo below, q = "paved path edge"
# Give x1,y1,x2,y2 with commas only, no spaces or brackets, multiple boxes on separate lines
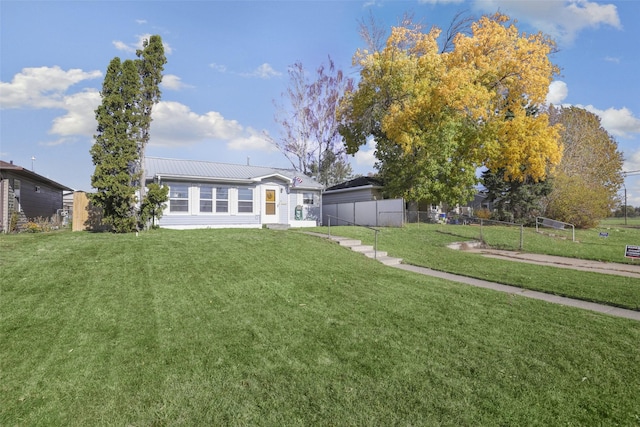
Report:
302,231,640,322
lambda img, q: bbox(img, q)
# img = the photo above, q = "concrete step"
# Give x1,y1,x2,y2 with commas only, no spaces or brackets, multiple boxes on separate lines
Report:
377,256,403,266
300,231,401,267
334,238,362,247
266,223,290,230
352,247,388,258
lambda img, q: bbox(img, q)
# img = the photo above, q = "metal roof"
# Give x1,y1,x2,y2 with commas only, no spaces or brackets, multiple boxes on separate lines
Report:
144,157,323,189
0,160,74,191
325,176,384,192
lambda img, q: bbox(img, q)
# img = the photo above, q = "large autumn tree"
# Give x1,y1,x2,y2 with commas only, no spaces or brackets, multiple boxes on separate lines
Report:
544,106,624,228
272,57,354,186
338,13,562,206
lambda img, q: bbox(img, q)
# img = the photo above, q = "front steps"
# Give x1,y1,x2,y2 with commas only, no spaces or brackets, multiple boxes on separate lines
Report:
331,236,402,266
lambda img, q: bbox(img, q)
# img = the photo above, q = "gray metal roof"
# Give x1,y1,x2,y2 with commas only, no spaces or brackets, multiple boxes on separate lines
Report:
144,157,323,189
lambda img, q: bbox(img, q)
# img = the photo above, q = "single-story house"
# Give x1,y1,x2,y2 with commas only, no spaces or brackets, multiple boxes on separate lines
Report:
322,176,384,205
0,160,73,232
144,157,323,229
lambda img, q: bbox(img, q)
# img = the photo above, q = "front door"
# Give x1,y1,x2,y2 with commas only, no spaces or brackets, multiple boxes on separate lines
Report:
264,188,278,223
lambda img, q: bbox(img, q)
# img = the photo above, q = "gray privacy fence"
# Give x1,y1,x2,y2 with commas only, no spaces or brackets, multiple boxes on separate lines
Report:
322,198,404,227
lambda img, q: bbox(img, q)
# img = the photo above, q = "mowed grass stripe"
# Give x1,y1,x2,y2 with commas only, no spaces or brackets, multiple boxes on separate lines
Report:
1,229,639,425
318,224,640,310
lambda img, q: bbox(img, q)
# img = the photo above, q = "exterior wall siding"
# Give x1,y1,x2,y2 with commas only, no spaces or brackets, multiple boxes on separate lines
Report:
158,214,261,229
1,172,64,222
0,179,8,232
322,188,379,205
287,190,321,226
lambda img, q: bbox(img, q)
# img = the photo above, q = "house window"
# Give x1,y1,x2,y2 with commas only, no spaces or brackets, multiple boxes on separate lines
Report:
169,184,189,212
238,187,253,213
200,186,213,213
216,187,229,213
303,192,314,205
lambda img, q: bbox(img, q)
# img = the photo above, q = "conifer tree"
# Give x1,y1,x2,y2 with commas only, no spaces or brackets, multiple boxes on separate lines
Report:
135,35,166,200
90,35,167,232
90,58,142,232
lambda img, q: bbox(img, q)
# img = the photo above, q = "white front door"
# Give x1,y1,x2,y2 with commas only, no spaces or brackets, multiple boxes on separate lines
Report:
263,187,278,224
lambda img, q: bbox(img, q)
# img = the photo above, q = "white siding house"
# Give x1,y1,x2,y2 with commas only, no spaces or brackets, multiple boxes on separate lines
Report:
144,157,323,229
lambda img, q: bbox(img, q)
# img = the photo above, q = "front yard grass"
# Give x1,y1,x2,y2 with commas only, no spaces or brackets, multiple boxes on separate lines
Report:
320,223,640,311
1,229,639,425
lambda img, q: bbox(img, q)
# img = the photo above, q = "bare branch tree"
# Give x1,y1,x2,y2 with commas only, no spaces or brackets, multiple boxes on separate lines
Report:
271,57,354,186
440,10,475,53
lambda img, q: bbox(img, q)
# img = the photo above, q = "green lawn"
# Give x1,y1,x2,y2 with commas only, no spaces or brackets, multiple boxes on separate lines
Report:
1,229,639,425
318,223,640,310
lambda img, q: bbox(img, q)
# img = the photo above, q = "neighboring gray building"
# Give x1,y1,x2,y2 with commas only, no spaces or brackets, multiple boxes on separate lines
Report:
144,157,323,229
322,176,384,205
0,160,73,232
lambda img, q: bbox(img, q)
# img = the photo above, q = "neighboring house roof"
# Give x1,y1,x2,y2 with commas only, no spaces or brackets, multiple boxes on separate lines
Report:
144,157,323,190
0,160,73,191
324,176,384,193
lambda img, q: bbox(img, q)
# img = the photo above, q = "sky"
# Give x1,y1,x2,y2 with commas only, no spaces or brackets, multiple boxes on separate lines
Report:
1,0,639,205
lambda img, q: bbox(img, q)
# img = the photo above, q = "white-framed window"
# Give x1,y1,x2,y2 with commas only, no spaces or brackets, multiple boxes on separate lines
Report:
216,187,229,213
238,187,253,213
303,192,315,205
200,186,213,213
169,183,189,212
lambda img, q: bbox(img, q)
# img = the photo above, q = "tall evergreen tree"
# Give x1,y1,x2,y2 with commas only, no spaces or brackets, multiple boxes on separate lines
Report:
482,168,553,224
90,58,142,232
135,35,166,200
90,35,167,232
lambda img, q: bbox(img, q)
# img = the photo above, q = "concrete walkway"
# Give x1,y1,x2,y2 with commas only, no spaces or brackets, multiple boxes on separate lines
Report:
305,232,640,322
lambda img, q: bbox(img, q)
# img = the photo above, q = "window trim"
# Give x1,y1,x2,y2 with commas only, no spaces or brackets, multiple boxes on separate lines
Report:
168,183,189,213
199,185,213,213
215,186,229,213
237,187,254,214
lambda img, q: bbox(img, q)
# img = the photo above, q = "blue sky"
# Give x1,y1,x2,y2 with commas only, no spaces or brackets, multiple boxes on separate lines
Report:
1,0,639,205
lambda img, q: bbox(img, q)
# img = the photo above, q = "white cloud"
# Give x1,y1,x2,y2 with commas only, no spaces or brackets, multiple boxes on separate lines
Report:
419,0,464,3
0,66,102,109
352,136,377,172
161,74,192,90
604,56,620,64
623,150,640,173
209,63,227,73
136,19,147,25
49,89,101,138
241,63,282,79
112,40,135,53
150,101,276,152
113,33,173,55
228,128,275,151
577,105,640,139
546,80,568,105
473,0,621,45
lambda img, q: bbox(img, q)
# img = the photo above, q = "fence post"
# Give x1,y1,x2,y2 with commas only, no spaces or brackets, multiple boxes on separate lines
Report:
328,216,331,238
520,224,524,250
374,229,378,259
480,219,484,244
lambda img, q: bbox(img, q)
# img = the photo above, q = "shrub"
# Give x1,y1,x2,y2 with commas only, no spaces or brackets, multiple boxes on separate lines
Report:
475,208,492,220
24,222,42,233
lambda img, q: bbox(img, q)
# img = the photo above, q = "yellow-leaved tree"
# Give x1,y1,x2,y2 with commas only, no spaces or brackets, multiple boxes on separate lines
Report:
544,106,624,228
338,13,563,206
